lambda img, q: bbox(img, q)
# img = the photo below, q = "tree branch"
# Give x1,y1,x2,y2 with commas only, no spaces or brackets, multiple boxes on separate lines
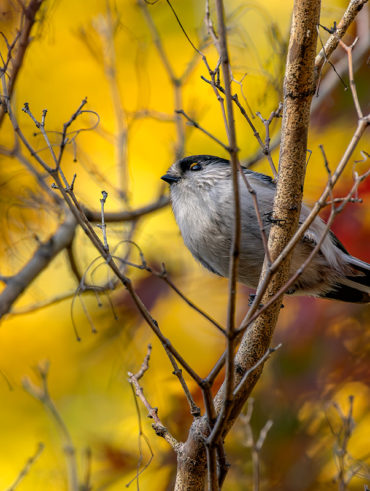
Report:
83,195,169,222
0,0,44,126
0,213,77,318
314,0,368,79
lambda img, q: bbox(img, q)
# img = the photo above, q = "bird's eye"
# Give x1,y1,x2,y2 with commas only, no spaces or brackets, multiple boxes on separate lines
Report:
189,162,201,171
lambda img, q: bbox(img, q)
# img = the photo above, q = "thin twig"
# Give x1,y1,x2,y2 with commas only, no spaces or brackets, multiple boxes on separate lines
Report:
22,362,79,491
255,103,282,178
128,371,180,451
247,0,368,169
127,384,154,488
206,443,219,491
83,195,169,222
241,400,273,491
206,155,370,383
314,0,368,78
175,109,229,151
55,170,204,384
115,253,226,335
98,190,109,251
237,115,369,337
200,76,279,178
156,263,226,335
325,396,367,490
137,0,185,158
233,344,282,398
134,344,152,381
56,97,89,168
214,0,240,447
1,91,204,382
5,443,45,491
339,38,363,119
166,350,201,417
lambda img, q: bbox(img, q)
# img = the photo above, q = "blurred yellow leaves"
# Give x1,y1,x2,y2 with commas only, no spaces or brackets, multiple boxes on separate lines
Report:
0,0,369,489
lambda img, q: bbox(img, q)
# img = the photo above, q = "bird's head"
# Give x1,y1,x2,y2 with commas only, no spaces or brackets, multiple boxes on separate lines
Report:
161,155,231,189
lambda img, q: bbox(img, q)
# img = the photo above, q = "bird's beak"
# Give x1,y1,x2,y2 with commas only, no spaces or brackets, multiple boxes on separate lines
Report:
161,173,180,184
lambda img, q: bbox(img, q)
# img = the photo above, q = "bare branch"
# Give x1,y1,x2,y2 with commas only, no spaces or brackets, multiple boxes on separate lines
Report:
247,0,368,169
98,190,109,251
241,400,273,491
200,76,279,178
134,344,152,381
0,214,77,318
255,103,282,177
339,38,363,119
214,0,240,440
126,381,155,488
233,344,282,398
0,0,44,126
116,252,226,335
165,350,201,418
314,0,368,78
22,362,79,491
128,370,180,451
325,396,369,490
175,109,229,151
265,116,369,279
83,195,169,222
137,0,185,158
5,443,44,491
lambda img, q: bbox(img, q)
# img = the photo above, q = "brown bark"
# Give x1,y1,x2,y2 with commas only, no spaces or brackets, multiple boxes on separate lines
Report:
0,213,77,318
0,0,44,127
175,422,209,491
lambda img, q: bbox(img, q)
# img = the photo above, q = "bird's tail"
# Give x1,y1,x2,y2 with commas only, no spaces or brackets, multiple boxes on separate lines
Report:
319,256,370,303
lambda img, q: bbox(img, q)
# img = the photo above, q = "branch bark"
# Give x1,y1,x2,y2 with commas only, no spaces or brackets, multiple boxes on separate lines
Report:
0,213,77,318
314,0,368,80
0,0,44,127
83,195,169,222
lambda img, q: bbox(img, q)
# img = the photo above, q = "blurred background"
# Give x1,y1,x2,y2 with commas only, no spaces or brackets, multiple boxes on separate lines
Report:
0,0,369,489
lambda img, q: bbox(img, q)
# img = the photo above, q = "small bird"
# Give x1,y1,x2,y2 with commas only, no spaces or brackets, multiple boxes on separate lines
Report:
161,155,370,303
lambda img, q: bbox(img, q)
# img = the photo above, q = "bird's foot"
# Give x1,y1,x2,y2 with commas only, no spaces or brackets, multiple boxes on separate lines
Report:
248,294,263,308
264,211,286,225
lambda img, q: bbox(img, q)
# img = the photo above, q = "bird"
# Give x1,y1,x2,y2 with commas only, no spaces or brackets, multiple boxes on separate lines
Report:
161,155,370,303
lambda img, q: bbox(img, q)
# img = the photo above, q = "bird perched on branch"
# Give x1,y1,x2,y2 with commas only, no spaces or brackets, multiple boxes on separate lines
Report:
161,155,370,303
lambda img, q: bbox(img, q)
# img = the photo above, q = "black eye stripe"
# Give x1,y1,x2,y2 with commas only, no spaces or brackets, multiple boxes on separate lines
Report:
178,155,230,174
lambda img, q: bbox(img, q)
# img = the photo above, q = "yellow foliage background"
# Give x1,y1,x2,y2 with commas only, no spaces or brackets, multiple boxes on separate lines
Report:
0,0,369,489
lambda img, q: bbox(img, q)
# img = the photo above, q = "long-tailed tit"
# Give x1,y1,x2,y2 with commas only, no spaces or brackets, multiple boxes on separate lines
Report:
161,155,370,303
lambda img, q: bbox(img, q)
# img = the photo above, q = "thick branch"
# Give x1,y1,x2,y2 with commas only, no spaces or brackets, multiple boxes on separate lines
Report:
314,0,368,79
0,0,44,126
0,213,77,318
